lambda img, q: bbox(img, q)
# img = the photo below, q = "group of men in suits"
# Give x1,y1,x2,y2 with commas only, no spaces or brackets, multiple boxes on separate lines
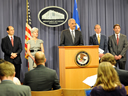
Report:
60,19,128,70
89,24,128,70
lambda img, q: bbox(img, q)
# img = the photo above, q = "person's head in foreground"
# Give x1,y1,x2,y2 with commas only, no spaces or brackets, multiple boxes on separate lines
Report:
94,62,121,91
90,62,126,96
0,61,15,81
35,51,46,66
100,53,116,66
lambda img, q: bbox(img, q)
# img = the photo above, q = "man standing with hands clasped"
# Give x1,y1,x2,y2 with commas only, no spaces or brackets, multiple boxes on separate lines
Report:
1,26,22,80
108,24,128,70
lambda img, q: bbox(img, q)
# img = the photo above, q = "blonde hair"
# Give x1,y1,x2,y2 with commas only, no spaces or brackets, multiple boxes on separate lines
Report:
0,61,15,77
94,62,121,91
100,53,116,65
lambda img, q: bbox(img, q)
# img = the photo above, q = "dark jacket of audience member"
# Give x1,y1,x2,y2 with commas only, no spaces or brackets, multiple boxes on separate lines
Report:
23,51,60,91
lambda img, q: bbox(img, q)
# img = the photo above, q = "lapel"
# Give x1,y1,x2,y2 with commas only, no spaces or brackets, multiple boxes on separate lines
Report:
74,30,78,43
94,34,99,45
118,34,122,46
67,29,74,43
99,35,103,47
7,36,13,47
112,34,117,46
14,36,16,47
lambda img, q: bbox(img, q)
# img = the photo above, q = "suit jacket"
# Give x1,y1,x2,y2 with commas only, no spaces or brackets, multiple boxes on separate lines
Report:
60,29,84,46
89,34,107,54
23,65,61,91
1,36,22,64
115,67,128,86
0,80,31,96
108,34,128,61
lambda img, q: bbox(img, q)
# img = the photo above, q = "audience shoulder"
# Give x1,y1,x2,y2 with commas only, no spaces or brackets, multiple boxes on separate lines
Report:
46,67,56,73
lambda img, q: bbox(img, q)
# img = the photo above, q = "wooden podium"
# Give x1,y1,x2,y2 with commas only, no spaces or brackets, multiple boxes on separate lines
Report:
58,45,99,89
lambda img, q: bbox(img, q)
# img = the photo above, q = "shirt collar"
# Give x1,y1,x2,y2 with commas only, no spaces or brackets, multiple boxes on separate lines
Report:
115,33,120,38
69,28,75,32
96,33,101,38
8,35,14,39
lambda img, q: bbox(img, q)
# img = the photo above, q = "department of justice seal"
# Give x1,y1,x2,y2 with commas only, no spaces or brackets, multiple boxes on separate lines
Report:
75,51,90,67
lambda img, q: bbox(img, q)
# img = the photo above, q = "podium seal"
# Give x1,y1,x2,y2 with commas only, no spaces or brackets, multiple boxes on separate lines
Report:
75,51,90,67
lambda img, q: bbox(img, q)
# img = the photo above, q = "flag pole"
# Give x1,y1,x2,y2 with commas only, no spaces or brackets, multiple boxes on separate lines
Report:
26,0,28,24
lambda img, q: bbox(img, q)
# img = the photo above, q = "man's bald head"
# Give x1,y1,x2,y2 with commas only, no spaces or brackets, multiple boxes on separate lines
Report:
35,51,45,65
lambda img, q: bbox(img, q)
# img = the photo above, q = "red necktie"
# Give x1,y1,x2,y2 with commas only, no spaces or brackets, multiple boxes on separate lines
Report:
11,36,14,46
117,34,119,45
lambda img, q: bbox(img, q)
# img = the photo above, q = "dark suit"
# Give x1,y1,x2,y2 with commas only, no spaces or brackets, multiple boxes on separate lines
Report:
89,34,107,54
115,67,128,86
60,29,83,46
108,34,128,69
0,80,31,96
23,65,61,91
1,36,22,79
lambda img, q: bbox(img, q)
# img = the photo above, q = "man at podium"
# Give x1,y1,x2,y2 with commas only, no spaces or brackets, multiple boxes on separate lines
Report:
60,18,83,46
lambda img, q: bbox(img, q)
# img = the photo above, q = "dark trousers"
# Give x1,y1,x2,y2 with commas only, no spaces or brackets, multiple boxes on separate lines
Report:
14,64,21,80
115,60,126,70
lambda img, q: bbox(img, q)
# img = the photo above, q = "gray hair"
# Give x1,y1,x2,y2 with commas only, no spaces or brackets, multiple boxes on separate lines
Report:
31,27,38,34
68,18,75,24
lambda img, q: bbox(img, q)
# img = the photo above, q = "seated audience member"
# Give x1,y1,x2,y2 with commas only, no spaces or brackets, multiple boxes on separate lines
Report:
23,51,61,91
90,62,126,96
100,53,128,86
0,61,31,96
0,59,21,85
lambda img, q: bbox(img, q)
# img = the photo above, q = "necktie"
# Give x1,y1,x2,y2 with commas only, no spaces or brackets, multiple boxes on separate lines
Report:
117,34,119,45
71,31,74,43
11,36,14,46
98,35,100,44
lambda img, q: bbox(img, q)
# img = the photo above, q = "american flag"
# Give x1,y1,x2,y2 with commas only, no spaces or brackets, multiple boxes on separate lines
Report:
25,0,32,59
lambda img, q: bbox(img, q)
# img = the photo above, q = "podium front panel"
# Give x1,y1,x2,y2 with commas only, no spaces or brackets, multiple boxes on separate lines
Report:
59,46,99,88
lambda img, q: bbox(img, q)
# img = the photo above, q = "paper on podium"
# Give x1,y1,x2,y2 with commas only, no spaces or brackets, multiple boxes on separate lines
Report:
99,48,104,54
83,74,97,87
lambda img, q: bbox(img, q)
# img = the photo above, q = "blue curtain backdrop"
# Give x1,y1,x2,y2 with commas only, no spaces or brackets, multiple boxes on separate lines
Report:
0,0,128,82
